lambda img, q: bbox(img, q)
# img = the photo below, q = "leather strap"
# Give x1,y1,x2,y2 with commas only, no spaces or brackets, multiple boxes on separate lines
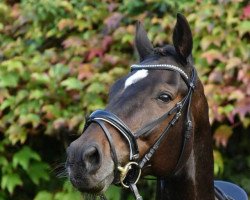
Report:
129,183,143,200
92,120,119,181
85,110,139,161
173,69,196,174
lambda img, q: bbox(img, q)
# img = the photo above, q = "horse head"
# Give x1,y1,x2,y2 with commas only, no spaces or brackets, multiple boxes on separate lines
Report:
66,14,214,200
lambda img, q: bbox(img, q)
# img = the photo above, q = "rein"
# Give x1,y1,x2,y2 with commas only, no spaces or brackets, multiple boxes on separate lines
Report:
83,64,196,200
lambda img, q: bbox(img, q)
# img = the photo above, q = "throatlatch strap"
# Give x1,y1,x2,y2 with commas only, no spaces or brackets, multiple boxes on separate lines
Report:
173,69,196,174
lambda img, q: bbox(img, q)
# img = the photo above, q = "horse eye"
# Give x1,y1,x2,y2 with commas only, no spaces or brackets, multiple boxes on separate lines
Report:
158,93,171,103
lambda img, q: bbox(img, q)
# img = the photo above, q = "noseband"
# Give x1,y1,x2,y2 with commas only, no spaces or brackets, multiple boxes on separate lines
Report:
83,64,196,200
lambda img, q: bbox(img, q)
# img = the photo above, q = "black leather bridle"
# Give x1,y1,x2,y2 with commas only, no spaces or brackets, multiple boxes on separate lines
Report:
83,64,196,200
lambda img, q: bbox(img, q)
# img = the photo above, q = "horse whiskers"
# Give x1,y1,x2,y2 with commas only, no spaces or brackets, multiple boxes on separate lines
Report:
99,194,107,200
56,171,68,178
52,162,68,178
82,193,107,200
82,193,98,200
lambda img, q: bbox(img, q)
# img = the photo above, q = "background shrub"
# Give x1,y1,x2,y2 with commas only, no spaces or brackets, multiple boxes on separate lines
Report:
0,0,249,199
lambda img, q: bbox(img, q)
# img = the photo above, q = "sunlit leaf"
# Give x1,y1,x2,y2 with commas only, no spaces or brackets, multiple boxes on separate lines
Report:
61,77,84,90
237,21,250,36
34,191,53,200
1,173,23,194
13,146,41,170
6,124,27,144
49,64,69,81
213,150,224,176
86,82,105,94
0,72,19,88
213,125,233,147
19,113,40,128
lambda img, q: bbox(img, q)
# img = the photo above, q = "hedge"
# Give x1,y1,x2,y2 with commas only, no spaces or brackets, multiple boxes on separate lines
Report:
0,0,249,199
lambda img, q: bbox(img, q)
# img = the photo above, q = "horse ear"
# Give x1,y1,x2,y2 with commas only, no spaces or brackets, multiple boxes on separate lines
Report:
135,21,154,61
173,13,193,63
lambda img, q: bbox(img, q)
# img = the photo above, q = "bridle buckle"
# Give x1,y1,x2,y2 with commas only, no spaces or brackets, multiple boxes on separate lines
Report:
118,162,141,188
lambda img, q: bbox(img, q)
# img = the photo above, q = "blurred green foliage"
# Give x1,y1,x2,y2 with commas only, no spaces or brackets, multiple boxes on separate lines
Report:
0,0,249,199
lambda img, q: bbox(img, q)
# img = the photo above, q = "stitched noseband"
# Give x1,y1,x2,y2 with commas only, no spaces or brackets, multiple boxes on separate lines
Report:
83,64,196,200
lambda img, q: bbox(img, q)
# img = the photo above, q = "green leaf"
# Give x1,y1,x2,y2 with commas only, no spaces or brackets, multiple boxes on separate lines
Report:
121,33,133,44
49,64,69,81
19,113,40,128
54,193,82,200
1,60,24,73
105,185,122,200
13,146,41,170
54,182,83,200
86,82,105,94
34,191,53,200
237,21,250,37
84,93,105,111
31,73,50,85
6,125,27,144
213,150,224,176
0,97,15,110
61,77,84,90
0,156,8,166
1,173,23,194
16,90,29,104
29,89,46,99
42,104,61,118
0,72,19,88
28,162,50,185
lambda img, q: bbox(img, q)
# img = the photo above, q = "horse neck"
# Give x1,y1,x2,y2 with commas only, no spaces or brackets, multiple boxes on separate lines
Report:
156,81,215,200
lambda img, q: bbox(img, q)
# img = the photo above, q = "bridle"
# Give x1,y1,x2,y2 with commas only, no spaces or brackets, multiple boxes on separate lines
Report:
83,64,196,200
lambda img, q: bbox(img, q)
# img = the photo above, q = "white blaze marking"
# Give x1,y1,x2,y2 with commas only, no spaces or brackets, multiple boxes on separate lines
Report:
124,70,148,89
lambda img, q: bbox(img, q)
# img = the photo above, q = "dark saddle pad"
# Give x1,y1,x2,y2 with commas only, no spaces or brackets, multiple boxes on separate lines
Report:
214,180,248,200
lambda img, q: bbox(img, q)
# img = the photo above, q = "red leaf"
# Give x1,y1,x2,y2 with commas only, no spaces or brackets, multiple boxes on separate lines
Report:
103,54,119,65
208,70,223,84
77,64,93,80
53,118,68,130
63,36,83,48
108,3,119,12
201,50,226,64
104,12,123,33
102,36,113,51
10,4,20,19
87,49,104,61
213,125,233,147
58,19,74,31
242,4,250,19
233,97,250,119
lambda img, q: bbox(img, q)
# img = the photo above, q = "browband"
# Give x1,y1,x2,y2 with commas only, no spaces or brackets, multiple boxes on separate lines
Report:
131,64,189,82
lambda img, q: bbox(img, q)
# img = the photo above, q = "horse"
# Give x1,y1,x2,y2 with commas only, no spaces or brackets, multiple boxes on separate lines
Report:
65,14,248,200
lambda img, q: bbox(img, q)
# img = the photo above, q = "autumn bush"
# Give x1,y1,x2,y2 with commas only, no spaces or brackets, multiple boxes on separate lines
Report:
0,0,249,199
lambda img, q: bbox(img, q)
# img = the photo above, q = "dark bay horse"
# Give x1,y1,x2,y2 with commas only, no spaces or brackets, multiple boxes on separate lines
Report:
66,14,247,200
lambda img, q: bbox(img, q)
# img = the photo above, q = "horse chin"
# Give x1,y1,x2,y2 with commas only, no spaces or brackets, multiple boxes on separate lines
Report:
72,172,114,195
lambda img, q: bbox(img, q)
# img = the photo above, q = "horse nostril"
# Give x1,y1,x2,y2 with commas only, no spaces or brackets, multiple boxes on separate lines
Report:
82,145,102,173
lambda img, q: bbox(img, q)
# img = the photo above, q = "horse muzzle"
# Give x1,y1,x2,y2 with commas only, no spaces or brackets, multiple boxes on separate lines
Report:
66,142,110,193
